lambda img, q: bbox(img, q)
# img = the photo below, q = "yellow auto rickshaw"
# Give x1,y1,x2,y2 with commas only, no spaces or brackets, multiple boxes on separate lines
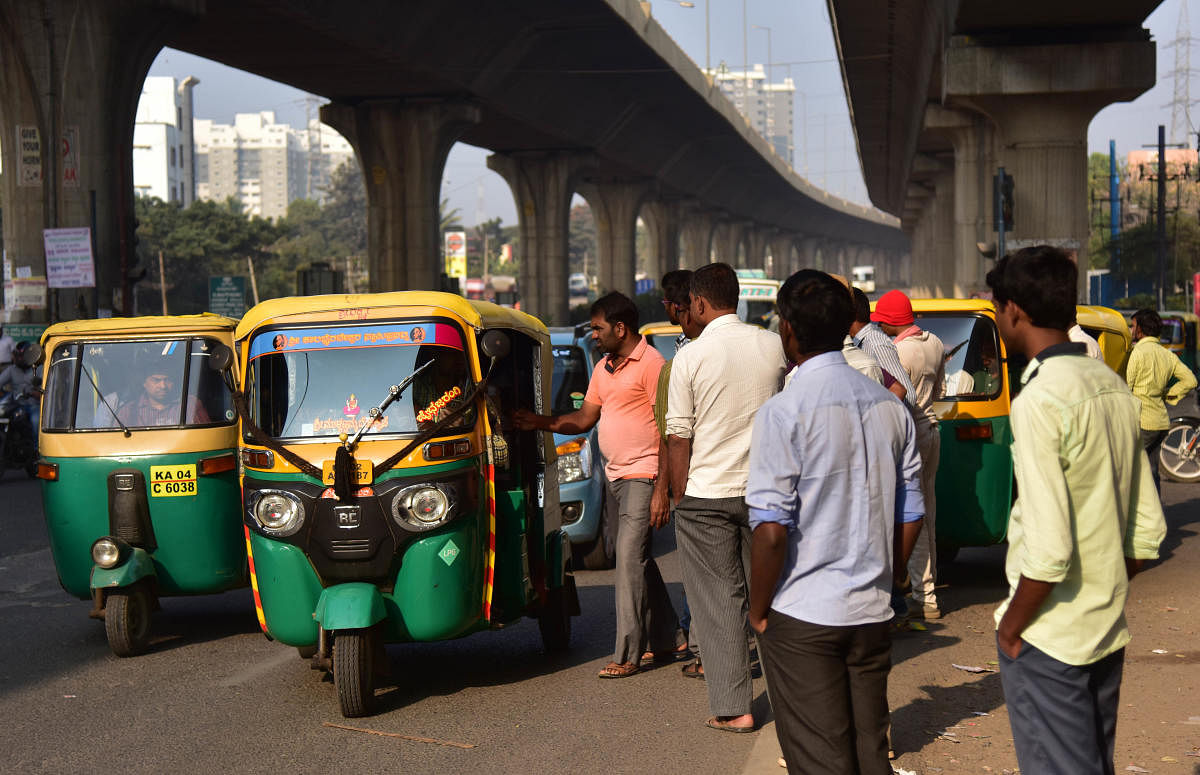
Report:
37,314,245,656
222,292,577,717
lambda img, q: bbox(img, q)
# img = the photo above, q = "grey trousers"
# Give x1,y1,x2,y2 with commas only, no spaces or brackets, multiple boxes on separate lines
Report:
998,637,1124,775
907,422,940,606
609,477,682,665
674,494,753,717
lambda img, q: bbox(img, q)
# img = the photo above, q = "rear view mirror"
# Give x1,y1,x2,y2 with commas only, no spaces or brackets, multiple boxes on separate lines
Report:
209,343,234,373
480,330,511,360
23,342,44,367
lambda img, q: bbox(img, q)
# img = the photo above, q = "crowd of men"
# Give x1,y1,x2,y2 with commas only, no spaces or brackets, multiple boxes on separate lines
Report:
521,247,1175,775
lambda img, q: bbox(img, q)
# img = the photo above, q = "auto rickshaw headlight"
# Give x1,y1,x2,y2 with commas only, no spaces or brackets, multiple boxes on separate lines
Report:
252,490,305,537
91,537,125,569
392,484,452,530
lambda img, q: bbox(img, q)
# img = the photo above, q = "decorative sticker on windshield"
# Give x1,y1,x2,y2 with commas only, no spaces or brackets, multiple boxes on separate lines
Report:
417,385,464,424
249,323,463,361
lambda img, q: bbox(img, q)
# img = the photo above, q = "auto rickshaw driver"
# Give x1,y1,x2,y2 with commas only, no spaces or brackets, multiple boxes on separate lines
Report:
112,348,211,427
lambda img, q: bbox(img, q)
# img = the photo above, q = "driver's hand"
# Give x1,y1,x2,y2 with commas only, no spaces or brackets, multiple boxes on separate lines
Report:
512,408,540,431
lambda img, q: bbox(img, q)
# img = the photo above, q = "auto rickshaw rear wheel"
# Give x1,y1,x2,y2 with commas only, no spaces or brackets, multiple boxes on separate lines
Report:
333,629,376,718
104,583,153,657
538,574,576,653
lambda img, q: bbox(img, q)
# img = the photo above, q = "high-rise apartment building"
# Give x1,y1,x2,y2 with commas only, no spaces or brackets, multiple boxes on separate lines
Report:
709,63,795,167
133,76,199,204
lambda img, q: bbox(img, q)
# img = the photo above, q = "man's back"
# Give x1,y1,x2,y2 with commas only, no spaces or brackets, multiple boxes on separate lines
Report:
895,329,945,425
1126,336,1198,430
665,314,786,497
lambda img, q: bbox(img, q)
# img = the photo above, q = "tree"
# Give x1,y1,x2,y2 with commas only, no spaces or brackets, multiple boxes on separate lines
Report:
568,203,596,278
320,161,367,257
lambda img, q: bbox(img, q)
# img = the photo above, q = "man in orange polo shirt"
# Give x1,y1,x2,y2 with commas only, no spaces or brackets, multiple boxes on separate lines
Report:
516,292,685,678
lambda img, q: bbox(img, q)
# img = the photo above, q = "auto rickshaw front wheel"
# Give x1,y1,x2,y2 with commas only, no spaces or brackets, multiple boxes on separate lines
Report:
104,583,153,657
333,629,377,718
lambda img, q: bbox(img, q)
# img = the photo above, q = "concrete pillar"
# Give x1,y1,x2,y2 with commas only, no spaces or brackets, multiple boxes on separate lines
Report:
487,152,589,325
0,0,184,321
680,208,716,269
640,198,682,281
711,220,747,266
768,233,797,277
324,100,480,294
576,179,650,299
945,37,1155,296
744,227,769,272
797,237,821,272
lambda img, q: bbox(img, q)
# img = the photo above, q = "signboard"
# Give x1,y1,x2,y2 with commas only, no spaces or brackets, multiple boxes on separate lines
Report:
61,125,79,188
208,276,247,318
4,324,48,344
444,230,467,280
43,228,95,288
4,277,47,310
17,126,41,187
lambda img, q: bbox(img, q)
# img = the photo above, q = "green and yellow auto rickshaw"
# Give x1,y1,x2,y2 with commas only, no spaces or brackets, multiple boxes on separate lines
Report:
225,291,577,717
1159,310,1199,375
36,315,245,656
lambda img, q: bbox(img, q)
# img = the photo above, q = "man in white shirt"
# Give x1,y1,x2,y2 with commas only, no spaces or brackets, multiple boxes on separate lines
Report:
0,326,15,368
1068,320,1104,360
665,262,789,733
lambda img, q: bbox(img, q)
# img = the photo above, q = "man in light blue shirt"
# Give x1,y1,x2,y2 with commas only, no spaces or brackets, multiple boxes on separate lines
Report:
746,270,925,775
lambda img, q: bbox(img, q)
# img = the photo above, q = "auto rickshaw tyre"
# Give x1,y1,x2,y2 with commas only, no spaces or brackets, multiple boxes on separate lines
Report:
538,575,574,653
1160,420,1200,483
333,629,376,718
104,584,153,658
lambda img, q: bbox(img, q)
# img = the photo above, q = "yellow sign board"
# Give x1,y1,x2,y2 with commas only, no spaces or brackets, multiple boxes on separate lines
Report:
321,459,374,486
149,464,198,497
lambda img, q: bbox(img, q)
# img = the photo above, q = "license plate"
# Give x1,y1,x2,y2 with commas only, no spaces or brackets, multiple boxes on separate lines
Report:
149,464,197,497
321,458,373,486
333,505,361,528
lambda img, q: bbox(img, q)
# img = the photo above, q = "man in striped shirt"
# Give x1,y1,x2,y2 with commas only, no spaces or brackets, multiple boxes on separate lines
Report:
850,288,914,405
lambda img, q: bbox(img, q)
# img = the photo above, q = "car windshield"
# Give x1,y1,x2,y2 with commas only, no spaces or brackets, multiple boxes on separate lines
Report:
551,344,591,414
246,322,475,440
42,338,233,431
912,313,1003,401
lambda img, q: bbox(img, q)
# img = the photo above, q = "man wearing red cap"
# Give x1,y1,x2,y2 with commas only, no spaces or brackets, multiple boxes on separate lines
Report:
871,289,946,620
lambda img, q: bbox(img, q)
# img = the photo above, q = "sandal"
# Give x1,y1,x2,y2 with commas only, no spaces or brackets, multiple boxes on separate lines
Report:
598,661,640,679
706,716,754,733
680,660,704,680
641,643,689,663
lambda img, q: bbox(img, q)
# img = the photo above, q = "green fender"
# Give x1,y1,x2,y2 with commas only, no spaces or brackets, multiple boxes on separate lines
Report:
313,582,387,631
90,547,156,590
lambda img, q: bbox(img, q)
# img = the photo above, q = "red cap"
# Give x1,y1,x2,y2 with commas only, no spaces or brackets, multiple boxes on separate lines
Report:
871,289,914,327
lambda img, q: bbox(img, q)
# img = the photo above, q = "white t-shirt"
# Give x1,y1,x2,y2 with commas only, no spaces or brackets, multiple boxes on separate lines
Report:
1068,325,1104,361
0,334,14,365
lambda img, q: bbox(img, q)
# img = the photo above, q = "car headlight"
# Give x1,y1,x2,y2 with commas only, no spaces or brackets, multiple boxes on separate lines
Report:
91,537,124,569
392,484,454,530
556,436,592,484
250,490,305,537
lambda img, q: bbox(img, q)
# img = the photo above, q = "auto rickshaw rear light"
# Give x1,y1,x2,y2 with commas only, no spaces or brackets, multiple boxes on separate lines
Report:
91,537,123,569
241,448,275,470
35,462,58,481
200,453,237,476
955,422,994,441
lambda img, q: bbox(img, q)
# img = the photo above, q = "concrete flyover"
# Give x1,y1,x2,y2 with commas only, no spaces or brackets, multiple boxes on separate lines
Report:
0,0,904,325
830,0,1161,298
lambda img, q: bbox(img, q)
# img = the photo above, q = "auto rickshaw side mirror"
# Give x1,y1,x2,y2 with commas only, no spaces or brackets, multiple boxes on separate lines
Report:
479,330,511,361
23,342,44,367
208,343,235,374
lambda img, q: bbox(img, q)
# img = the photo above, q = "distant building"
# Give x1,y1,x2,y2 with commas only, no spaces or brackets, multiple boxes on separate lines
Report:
1126,148,1199,182
191,111,356,220
133,76,199,205
709,63,795,167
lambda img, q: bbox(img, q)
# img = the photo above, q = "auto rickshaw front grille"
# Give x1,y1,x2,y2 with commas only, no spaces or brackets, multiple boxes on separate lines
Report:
329,539,373,557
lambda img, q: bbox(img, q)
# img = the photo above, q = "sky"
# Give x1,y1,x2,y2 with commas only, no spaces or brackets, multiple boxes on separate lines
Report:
147,0,1198,228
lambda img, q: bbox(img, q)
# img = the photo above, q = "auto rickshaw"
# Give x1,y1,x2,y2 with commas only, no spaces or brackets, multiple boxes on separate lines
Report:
36,314,245,656
224,292,577,717
1159,310,1199,375
1076,305,1133,376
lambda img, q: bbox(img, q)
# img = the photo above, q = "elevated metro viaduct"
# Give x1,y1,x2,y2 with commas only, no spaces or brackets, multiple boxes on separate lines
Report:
0,0,904,325
830,0,1161,298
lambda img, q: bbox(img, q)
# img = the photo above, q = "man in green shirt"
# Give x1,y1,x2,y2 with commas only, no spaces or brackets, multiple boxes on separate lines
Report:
1126,308,1197,493
987,246,1166,775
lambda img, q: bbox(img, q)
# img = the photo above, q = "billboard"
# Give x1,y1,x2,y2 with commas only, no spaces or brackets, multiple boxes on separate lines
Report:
444,231,467,281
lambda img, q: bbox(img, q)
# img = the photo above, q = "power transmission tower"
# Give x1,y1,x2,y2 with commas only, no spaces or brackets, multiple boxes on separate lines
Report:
1165,0,1200,145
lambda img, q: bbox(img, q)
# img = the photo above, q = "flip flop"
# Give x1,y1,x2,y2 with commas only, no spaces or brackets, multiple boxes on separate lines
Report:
681,660,704,680
597,661,640,679
706,716,754,733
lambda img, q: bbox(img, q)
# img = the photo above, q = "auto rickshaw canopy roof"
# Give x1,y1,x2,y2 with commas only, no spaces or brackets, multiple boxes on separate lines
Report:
235,292,548,343
41,313,238,344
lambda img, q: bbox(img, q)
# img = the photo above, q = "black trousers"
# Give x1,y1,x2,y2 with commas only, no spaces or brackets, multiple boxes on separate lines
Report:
1142,428,1168,493
758,610,892,775
999,637,1124,775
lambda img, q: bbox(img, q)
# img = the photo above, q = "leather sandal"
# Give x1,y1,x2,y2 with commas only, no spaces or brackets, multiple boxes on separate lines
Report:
680,660,704,680
598,661,640,679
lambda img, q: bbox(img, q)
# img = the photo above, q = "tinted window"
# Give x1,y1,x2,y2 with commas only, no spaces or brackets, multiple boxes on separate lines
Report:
551,345,591,414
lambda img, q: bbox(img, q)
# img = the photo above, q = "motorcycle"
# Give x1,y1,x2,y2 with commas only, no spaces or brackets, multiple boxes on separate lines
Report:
0,388,40,479
1159,394,1200,484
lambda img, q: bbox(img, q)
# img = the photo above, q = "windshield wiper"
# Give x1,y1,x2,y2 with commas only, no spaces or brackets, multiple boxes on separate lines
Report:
345,358,437,450
81,366,131,437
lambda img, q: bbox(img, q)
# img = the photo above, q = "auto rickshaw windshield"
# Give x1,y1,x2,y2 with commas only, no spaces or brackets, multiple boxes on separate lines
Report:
42,338,234,431
246,321,476,440
913,314,1004,401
